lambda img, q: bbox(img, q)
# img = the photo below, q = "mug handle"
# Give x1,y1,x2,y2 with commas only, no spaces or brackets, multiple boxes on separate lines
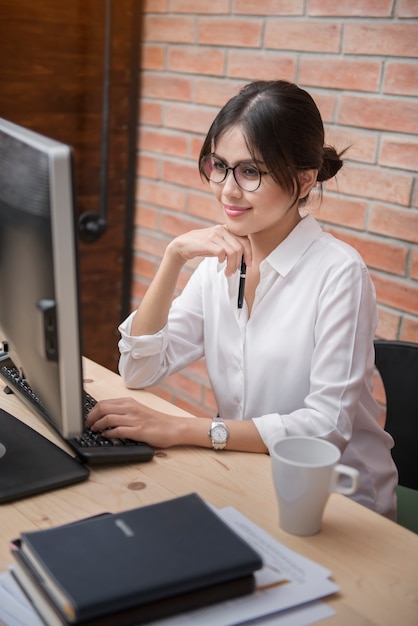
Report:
330,464,360,495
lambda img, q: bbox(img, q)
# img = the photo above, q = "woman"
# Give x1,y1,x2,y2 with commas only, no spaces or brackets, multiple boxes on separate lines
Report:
87,80,397,519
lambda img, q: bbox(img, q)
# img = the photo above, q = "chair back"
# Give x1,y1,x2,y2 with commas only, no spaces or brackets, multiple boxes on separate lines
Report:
374,340,418,490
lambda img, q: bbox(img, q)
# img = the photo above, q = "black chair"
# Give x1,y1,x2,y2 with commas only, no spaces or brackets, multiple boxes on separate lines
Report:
374,339,418,533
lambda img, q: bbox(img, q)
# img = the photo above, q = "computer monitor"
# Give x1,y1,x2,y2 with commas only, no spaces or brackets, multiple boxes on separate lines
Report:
0,117,84,439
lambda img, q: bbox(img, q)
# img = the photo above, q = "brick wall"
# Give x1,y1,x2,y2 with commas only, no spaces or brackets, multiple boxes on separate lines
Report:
132,0,418,417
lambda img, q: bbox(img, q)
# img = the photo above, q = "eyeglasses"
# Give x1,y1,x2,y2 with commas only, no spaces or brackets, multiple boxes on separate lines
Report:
200,154,269,192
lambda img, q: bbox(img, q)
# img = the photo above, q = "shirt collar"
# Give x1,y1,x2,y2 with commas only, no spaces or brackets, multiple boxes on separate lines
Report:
264,213,323,277
216,213,323,276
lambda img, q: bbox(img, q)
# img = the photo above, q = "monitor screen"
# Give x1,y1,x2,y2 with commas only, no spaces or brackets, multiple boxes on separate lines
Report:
0,117,84,439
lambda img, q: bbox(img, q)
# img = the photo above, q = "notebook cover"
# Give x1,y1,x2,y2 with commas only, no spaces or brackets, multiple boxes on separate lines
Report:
0,409,89,503
16,493,263,622
12,549,255,626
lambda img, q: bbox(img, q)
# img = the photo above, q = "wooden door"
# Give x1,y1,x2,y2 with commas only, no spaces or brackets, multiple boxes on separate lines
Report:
0,0,140,370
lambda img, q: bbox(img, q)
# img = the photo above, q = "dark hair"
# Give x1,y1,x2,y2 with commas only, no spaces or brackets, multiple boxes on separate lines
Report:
199,80,344,203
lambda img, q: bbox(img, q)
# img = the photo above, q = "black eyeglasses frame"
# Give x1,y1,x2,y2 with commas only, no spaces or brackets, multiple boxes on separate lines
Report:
200,154,270,192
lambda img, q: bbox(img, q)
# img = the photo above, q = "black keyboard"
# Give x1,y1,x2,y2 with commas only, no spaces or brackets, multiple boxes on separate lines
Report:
0,365,154,465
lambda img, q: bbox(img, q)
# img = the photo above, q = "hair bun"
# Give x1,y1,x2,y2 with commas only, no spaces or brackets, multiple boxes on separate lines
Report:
317,145,344,182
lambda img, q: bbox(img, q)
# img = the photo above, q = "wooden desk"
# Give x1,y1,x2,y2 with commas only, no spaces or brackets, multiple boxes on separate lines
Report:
1,359,417,626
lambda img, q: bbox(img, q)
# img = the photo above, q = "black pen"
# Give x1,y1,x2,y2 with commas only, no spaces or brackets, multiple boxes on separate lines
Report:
237,256,246,315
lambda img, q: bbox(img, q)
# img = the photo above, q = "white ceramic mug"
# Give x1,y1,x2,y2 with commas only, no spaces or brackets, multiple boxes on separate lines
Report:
271,436,360,536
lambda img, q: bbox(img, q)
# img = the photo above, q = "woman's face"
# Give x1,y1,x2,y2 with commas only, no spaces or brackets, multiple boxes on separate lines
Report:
209,125,314,247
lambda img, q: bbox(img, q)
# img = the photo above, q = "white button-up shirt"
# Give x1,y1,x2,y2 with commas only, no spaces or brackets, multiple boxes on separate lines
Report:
119,214,397,519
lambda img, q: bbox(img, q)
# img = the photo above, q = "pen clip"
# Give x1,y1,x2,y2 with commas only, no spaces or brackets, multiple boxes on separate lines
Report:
237,256,246,312
240,257,247,277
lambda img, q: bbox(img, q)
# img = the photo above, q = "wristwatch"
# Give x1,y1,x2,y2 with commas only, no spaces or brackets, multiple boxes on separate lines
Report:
209,416,229,450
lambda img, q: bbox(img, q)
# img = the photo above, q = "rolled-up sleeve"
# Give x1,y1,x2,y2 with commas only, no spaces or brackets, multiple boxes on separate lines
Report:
118,312,169,388
117,262,207,388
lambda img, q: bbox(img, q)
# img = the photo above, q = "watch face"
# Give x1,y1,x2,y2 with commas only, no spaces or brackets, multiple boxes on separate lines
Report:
212,424,227,443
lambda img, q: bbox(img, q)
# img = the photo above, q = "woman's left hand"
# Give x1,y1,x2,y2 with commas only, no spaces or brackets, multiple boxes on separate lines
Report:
85,397,191,449
86,397,267,453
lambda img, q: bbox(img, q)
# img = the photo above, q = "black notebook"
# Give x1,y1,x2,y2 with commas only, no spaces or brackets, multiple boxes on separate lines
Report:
0,409,89,504
10,493,263,624
11,548,255,626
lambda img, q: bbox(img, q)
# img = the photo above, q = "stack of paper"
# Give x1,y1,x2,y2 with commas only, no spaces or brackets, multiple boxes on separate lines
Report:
0,505,338,626
146,506,338,626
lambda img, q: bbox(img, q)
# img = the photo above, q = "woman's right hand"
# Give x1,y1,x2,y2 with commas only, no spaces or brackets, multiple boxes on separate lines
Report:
130,225,251,337
168,224,252,276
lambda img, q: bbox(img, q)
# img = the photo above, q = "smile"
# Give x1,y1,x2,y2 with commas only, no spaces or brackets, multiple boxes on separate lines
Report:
224,205,251,218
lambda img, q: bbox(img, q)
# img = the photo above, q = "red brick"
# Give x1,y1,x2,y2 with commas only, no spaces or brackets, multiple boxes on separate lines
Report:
167,371,204,403
311,92,337,124
139,127,189,157
167,46,225,76
344,23,418,57
194,78,243,108
131,278,150,304
160,212,210,237
401,318,418,342
187,358,211,381
299,58,381,92
396,0,418,18
141,44,165,71
315,195,368,230
324,228,408,276
141,72,193,102
133,230,169,259
308,0,393,16
162,387,206,418
379,137,418,172
203,387,217,414
228,50,296,81
132,254,157,282
384,62,418,96
137,179,187,211
136,154,159,179
165,102,216,134
177,260,201,291
410,248,418,280
371,271,418,315
375,306,401,339
139,101,163,126
143,0,167,12
171,0,229,12
133,205,159,230
325,126,377,164
162,159,205,192
143,16,195,43
191,136,205,160
369,204,418,244
235,0,303,15
198,18,262,47
265,20,341,53
187,190,221,221
338,94,418,134
326,163,412,206
146,384,173,405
